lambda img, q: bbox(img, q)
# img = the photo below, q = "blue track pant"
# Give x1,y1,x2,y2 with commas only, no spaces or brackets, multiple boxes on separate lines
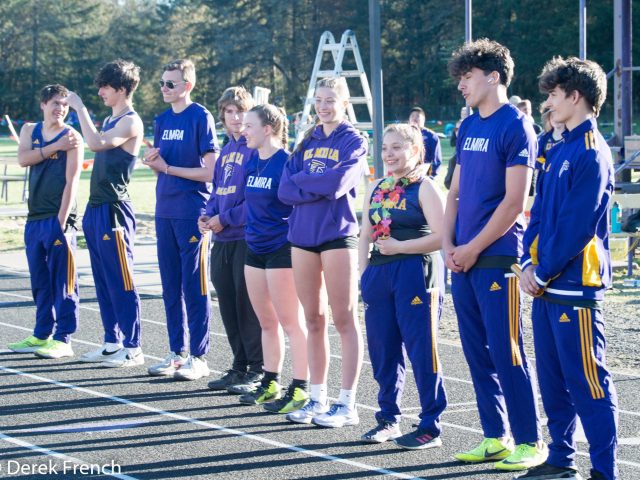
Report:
83,202,141,348
361,257,447,436
532,299,618,479
25,217,79,343
156,217,211,357
451,267,541,444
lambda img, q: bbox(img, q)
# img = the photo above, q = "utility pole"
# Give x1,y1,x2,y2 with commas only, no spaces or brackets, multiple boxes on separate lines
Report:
369,0,384,178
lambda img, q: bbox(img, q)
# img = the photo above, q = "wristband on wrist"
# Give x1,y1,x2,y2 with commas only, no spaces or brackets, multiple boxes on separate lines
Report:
165,165,170,175
39,148,45,160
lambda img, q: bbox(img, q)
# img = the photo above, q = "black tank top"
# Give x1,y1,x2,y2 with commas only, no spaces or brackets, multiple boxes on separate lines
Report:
89,112,138,206
27,123,77,226
368,179,441,288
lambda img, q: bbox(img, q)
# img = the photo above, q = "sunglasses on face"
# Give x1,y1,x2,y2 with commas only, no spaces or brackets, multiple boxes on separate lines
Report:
158,80,186,89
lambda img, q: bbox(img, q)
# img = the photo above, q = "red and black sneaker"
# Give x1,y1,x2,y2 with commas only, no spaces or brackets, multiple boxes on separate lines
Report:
394,425,443,450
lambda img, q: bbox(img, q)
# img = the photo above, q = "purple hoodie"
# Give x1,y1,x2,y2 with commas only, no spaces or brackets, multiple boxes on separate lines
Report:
278,122,368,247
205,134,257,242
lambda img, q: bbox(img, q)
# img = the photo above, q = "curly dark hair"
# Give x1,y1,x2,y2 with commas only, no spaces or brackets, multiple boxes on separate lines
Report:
95,59,140,98
448,38,515,87
40,84,68,104
538,56,607,116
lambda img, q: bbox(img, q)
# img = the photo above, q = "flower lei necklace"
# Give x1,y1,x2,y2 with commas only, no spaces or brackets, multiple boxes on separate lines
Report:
370,175,417,240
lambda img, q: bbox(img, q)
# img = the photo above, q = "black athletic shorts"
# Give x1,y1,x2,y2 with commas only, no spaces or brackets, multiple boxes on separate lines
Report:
292,235,358,253
245,242,292,269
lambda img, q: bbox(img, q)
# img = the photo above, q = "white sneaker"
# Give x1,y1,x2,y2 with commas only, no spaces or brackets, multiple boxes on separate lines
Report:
80,343,123,363
148,353,187,377
101,348,145,368
285,399,329,424
312,403,359,428
173,356,210,381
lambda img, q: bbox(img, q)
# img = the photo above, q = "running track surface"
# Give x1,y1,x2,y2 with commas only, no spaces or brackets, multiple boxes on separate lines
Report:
1,267,639,480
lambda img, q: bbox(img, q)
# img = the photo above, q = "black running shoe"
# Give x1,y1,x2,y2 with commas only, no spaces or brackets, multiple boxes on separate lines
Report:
227,371,264,394
207,369,245,390
514,463,583,479
395,425,442,450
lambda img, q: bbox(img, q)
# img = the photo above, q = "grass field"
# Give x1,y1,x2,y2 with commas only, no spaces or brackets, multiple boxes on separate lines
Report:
0,136,158,213
0,135,455,252
0,135,455,209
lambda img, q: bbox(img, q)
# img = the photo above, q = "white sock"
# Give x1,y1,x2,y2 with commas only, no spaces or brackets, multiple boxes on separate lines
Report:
338,389,356,409
310,384,328,404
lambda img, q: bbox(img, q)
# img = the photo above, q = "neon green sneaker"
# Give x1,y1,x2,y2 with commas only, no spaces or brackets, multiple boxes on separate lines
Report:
454,437,514,463
263,385,310,414
495,442,549,471
34,340,74,359
8,335,51,353
238,380,281,405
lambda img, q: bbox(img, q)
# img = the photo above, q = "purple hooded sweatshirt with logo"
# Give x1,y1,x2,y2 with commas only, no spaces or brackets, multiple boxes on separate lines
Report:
205,134,257,242
278,122,368,247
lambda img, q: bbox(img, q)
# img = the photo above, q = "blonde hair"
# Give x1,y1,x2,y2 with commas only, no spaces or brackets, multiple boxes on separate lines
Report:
163,59,196,85
250,104,289,148
316,77,350,100
294,77,350,154
383,124,427,179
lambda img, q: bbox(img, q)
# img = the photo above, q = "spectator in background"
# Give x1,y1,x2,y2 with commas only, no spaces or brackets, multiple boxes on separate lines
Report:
444,106,473,190
530,107,565,196
291,111,314,150
517,100,543,134
538,107,565,159
67,110,79,127
293,111,313,132
408,106,442,177
509,95,522,106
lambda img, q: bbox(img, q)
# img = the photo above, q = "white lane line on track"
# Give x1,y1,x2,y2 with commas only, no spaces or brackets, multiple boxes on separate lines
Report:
2,279,636,404
0,322,168,361
2,268,639,378
0,289,475,385
2,324,640,471
0,432,138,480
2,287,639,413
5,420,150,435
0,365,424,480
3,271,640,422
445,401,479,407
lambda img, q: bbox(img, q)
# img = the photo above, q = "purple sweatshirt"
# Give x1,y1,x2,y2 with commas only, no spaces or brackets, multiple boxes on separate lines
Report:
278,122,368,247
205,134,257,242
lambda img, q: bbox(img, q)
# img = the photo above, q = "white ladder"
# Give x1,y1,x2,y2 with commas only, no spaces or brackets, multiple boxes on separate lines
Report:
295,30,374,146
253,86,271,105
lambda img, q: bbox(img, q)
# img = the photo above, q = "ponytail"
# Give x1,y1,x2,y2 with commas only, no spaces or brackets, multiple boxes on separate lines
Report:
293,118,319,154
249,104,288,148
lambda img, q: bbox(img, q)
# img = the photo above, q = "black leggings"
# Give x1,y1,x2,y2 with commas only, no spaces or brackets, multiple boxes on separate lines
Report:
210,239,263,373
